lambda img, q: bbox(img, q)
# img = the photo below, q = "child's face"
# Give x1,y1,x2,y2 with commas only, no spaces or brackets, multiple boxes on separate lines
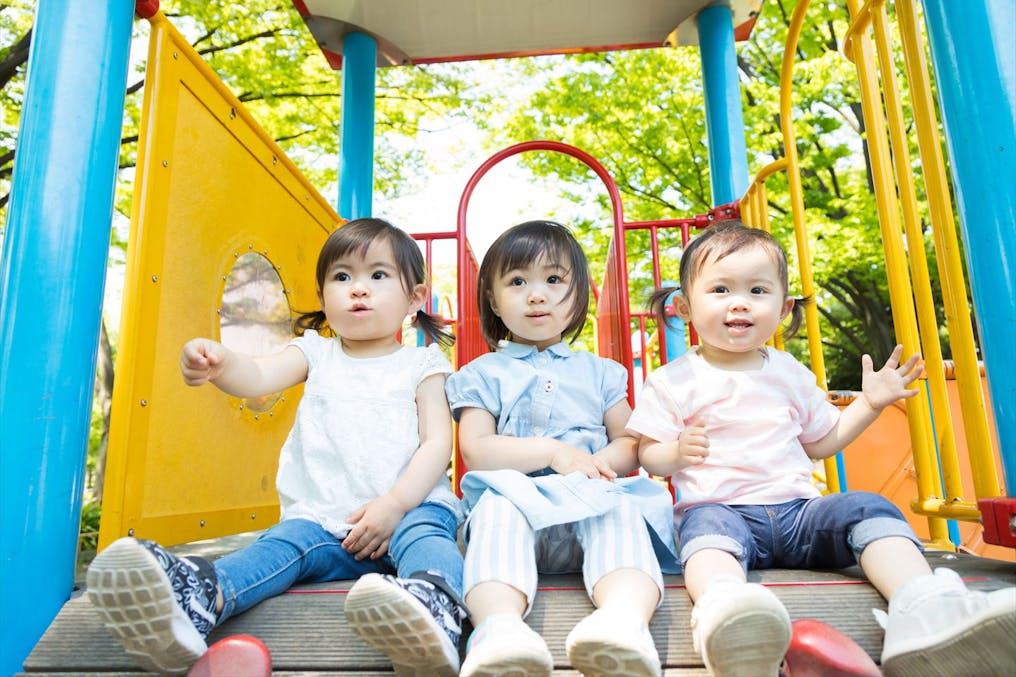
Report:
319,238,424,357
676,244,793,368
489,253,576,351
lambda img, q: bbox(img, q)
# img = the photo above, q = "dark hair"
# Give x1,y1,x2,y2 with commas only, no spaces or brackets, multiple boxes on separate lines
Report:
648,220,810,340
294,217,453,347
476,220,590,350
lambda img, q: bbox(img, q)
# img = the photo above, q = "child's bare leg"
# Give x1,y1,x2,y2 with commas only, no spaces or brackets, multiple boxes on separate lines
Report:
464,580,527,624
858,535,931,599
591,567,660,623
684,547,789,677
684,548,746,602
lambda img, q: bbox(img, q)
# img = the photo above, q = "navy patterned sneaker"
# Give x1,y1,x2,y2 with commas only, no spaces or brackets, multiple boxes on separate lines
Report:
86,537,219,674
344,571,468,677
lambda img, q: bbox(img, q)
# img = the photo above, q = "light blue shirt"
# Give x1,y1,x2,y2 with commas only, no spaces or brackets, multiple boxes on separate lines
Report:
446,340,627,476
446,340,680,573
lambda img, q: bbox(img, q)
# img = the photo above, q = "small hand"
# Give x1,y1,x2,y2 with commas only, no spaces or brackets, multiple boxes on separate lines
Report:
550,446,614,480
180,338,228,386
860,345,923,411
677,424,709,469
342,494,406,561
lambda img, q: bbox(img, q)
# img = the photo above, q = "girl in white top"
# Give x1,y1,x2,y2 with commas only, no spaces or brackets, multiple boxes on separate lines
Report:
87,218,467,677
626,220,1015,677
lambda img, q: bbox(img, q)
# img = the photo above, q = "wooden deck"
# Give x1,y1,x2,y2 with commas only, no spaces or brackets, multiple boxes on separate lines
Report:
22,548,1016,675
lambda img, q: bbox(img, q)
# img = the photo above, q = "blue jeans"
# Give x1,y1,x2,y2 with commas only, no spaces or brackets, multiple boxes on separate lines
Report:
213,502,463,623
678,492,921,572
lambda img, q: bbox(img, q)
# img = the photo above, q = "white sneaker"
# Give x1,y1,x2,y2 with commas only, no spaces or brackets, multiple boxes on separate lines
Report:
459,614,553,677
566,607,661,677
690,582,791,677
878,567,1016,677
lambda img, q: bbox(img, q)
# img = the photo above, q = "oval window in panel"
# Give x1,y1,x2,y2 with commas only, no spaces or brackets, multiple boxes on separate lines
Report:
219,252,291,412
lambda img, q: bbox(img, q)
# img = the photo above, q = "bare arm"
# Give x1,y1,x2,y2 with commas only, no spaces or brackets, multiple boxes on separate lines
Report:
638,424,709,477
457,406,614,479
591,399,640,477
343,373,454,559
180,337,308,397
804,345,923,459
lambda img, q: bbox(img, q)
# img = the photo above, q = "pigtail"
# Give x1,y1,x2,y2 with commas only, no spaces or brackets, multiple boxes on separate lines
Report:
293,309,330,337
782,294,812,341
647,285,682,328
413,309,455,348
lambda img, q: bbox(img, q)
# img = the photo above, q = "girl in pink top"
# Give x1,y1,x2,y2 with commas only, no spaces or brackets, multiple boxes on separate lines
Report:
626,221,1015,677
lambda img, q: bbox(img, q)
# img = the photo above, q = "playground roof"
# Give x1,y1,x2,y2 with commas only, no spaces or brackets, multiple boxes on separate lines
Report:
292,0,763,69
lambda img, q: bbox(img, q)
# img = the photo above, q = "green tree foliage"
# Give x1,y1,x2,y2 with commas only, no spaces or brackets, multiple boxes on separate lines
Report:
478,0,954,388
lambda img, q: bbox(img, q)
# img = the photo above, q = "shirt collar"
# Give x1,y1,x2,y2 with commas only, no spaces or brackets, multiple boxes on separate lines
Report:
497,340,575,359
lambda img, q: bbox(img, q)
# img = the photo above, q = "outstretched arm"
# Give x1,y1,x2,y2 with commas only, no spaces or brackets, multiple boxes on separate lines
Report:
180,337,308,397
457,406,614,479
343,373,454,560
804,345,923,459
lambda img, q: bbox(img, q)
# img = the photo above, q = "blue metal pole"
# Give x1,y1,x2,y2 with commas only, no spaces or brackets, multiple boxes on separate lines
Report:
338,32,377,219
697,4,750,205
921,0,1016,493
0,0,133,673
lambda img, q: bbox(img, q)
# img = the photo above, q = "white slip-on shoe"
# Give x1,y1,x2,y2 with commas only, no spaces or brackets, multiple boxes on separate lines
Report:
566,607,661,677
878,567,1016,677
459,613,553,677
691,582,791,677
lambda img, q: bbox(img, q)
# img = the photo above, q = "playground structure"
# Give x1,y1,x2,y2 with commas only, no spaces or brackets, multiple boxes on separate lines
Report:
2,0,1014,674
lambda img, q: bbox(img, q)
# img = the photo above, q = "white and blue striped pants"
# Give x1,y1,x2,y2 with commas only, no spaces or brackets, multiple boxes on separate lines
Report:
463,492,664,615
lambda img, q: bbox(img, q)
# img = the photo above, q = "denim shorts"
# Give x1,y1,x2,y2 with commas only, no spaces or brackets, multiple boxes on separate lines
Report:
677,491,921,571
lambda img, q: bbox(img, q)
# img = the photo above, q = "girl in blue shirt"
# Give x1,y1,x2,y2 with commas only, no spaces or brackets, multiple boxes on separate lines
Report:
446,220,675,677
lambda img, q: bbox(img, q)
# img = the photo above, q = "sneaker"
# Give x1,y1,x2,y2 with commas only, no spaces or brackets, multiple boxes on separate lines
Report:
782,618,880,677
691,582,791,677
459,613,553,677
344,572,467,677
566,607,661,677
86,537,219,674
877,567,1016,677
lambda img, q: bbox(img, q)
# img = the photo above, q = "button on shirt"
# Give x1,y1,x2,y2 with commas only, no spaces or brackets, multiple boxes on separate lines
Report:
445,340,628,475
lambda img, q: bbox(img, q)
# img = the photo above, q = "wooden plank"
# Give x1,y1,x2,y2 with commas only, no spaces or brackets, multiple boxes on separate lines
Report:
24,551,1015,673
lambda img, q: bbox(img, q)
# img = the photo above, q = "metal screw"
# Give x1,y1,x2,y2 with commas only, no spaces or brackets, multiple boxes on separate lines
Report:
251,513,257,520
128,528,134,536
172,52,178,60
229,108,236,119
162,160,168,167
199,520,206,527
151,275,158,282
140,399,148,407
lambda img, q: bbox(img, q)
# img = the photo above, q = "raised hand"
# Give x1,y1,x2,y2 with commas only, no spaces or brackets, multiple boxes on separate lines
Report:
180,338,229,386
860,344,923,411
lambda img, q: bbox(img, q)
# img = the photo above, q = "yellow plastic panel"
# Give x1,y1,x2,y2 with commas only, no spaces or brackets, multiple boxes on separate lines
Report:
99,14,340,549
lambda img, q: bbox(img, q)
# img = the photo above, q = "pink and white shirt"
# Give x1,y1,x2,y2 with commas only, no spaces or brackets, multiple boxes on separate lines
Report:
626,347,840,514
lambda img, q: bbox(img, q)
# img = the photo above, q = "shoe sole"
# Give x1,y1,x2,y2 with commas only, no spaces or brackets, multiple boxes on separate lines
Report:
567,636,660,677
344,573,459,677
85,538,207,674
460,647,553,677
882,594,1016,677
704,605,791,677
